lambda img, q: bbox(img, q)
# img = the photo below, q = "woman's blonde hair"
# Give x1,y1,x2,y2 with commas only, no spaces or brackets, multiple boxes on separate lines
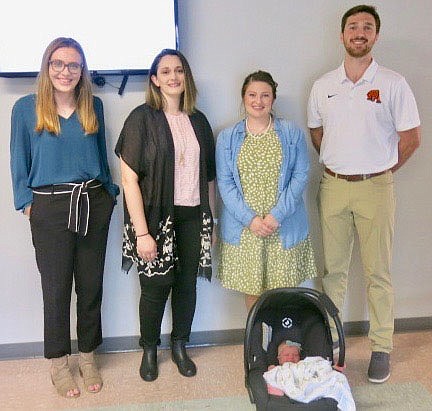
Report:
35,37,97,135
145,49,197,115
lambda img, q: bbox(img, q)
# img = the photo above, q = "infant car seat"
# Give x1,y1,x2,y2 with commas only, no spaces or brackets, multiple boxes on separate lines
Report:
244,287,345,410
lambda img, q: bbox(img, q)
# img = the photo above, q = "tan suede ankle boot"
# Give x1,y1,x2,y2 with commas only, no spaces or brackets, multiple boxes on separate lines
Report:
79,351,103,393
51,355,80,398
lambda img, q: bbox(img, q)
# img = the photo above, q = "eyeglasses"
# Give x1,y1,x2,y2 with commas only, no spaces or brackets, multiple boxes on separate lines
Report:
49,59,83,74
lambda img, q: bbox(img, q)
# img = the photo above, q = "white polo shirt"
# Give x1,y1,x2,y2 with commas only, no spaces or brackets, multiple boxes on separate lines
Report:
307,60,420,174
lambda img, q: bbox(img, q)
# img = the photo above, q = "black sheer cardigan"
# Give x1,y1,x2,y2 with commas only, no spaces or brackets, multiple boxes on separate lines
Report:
115,103,215,284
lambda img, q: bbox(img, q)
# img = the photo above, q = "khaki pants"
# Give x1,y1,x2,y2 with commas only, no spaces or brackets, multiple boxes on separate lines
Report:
318,171,395,353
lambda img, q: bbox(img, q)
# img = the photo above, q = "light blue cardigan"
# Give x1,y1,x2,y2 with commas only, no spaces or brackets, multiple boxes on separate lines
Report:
216,117,310,249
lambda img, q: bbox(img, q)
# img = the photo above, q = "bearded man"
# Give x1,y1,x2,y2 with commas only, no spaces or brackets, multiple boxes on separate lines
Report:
307,4,420,384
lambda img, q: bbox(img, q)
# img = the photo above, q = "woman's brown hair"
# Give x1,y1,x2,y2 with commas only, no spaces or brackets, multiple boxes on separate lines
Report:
146,49,197,115
241,70,278,100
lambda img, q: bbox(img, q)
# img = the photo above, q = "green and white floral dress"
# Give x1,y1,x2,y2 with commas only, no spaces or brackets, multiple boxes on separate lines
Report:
218,128,317,295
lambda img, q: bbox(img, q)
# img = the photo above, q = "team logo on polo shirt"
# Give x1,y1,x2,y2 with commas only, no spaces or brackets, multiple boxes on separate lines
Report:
367,89,381,103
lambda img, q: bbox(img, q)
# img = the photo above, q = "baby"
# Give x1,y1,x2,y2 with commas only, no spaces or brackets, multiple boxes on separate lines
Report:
267,340,301,396
263,339,355,410
266,340,346,396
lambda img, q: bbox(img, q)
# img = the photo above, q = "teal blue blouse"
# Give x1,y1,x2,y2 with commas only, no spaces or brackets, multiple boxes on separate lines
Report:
10,94,119,211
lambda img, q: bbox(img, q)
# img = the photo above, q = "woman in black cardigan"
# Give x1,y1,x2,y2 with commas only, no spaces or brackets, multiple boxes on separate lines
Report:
115,49,215,381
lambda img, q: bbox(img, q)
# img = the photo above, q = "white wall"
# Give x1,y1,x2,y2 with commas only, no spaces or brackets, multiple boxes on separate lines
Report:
1,0,431,346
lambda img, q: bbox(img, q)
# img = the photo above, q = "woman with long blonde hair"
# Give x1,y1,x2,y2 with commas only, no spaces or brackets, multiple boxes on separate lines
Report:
10,37,118,398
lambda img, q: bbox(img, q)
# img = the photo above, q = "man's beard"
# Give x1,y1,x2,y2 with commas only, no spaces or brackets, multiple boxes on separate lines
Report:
344,39,373,58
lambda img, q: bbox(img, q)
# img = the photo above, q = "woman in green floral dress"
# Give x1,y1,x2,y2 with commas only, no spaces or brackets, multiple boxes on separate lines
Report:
216,70,316,311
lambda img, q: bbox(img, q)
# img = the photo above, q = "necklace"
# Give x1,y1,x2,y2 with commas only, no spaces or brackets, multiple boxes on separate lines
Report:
246,115,272,137
166,112,188,166
179,144,186,166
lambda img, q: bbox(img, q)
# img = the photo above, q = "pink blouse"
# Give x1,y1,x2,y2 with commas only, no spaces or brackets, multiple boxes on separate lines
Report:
165,112,200,206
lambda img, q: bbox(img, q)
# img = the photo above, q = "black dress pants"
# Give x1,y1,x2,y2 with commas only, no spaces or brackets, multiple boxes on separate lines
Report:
30,187,114,358
139,206,201,347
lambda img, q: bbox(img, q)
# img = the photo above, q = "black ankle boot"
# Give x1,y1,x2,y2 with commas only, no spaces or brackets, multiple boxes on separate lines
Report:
171,340,197,377
140,345,158,381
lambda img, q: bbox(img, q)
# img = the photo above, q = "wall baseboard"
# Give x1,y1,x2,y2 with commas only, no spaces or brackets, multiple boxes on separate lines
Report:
1,316,431,360
342,316,432,336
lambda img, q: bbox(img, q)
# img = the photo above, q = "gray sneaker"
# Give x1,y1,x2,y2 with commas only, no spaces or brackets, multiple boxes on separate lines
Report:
368,351,390,383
